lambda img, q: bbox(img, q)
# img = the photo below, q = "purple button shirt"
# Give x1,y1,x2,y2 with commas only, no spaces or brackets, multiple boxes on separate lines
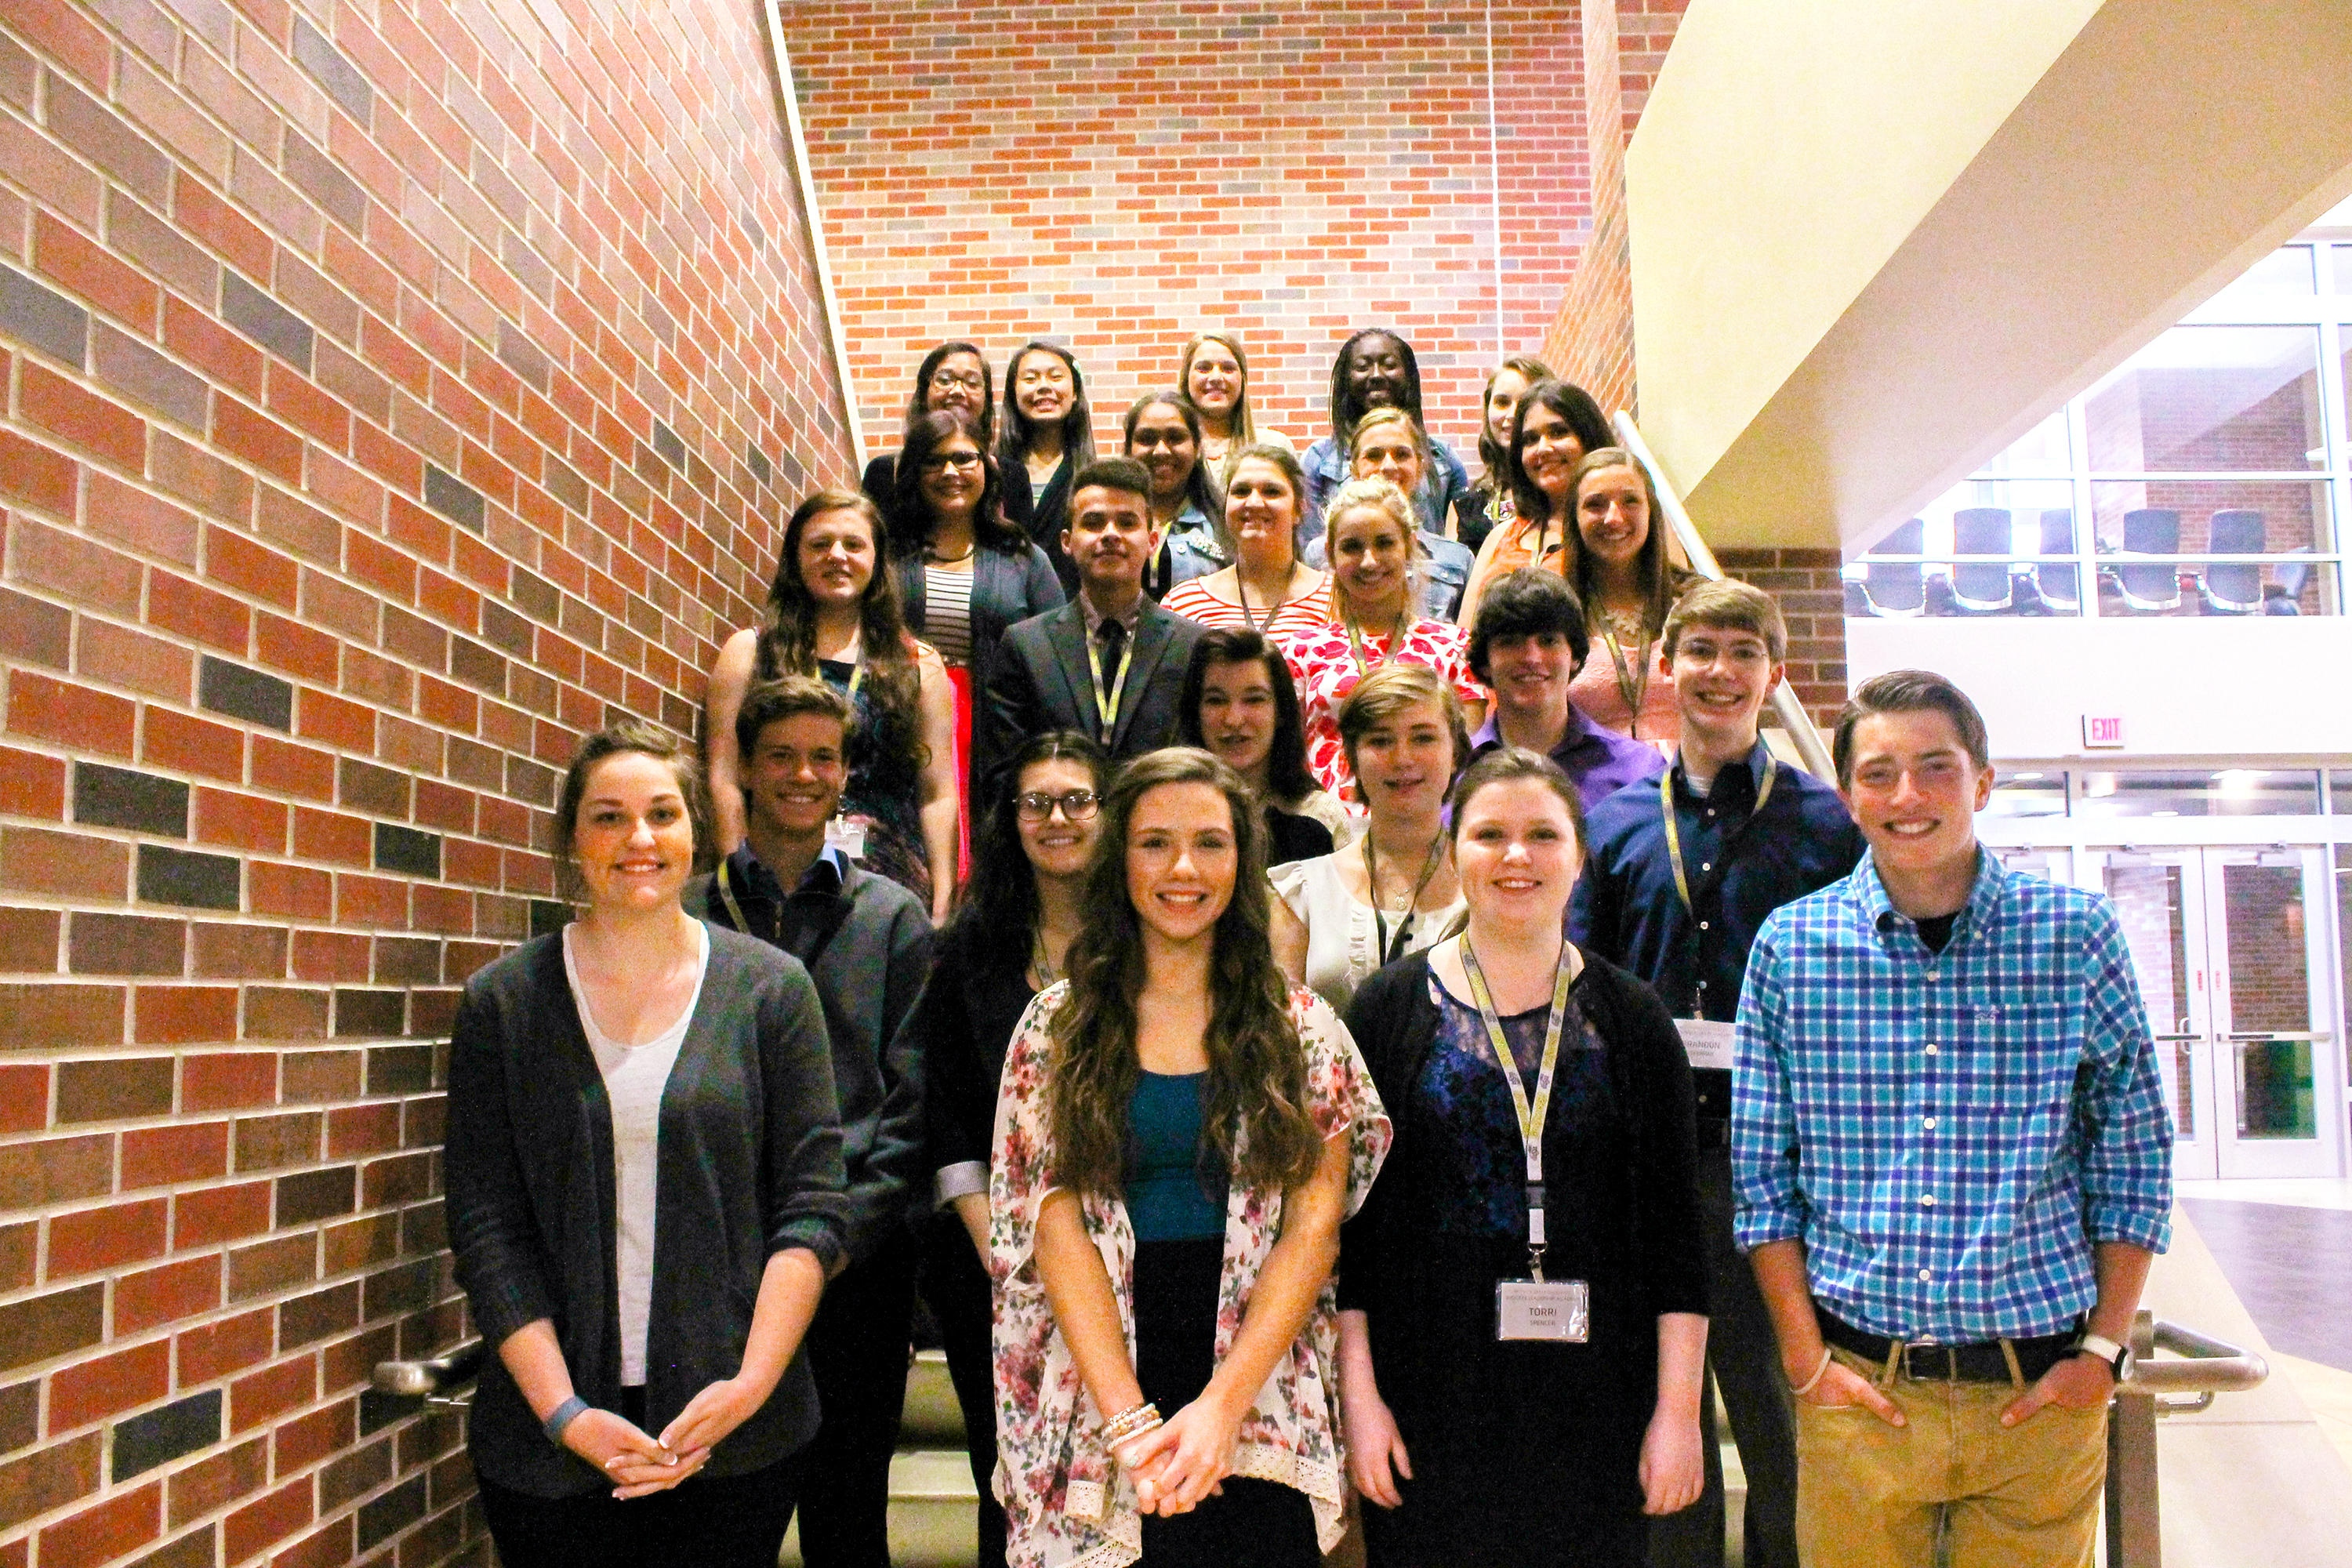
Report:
1469,702,1667,808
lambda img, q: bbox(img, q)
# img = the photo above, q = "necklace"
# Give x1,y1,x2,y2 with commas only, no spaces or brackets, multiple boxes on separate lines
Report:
924,542,975,564
1363,826,1445,967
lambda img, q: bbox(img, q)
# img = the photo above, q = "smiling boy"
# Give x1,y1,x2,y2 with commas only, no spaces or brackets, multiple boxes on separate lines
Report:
1569,579,1861,1568
1730,670,2172,1568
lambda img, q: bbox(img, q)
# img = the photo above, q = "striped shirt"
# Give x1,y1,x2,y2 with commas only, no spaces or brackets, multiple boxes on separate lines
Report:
1730,849,2172,1341
922,564,975,666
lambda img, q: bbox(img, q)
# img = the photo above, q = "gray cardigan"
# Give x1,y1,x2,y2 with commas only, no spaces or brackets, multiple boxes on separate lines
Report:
444,926,848,1497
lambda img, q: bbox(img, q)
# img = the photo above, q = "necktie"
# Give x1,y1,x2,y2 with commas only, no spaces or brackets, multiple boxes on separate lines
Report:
1092,617,1127,738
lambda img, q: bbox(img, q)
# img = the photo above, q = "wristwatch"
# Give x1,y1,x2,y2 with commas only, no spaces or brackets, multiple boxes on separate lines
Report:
2070,1331,2132,1381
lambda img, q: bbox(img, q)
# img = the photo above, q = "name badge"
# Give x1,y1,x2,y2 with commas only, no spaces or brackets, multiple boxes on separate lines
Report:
824,816,866,860
1675,1018,1737,1073
1497,1279,1589,1342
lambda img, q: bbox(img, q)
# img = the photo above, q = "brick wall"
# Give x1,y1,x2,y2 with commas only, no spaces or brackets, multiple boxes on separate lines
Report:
1715,547,1847,729
781,0,1588,466
1539,0,1635,416
0,0,850,1562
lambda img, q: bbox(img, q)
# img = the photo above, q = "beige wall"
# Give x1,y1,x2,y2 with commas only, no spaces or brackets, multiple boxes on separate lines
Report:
1625,0,2352,550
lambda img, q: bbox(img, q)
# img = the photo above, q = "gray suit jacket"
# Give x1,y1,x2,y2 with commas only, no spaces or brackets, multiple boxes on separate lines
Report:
975,597,1205,798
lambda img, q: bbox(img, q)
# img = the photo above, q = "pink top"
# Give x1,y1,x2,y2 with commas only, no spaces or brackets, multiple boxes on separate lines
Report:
1160,574,1334,641
1569,627,1679,743
1279,619,1487,805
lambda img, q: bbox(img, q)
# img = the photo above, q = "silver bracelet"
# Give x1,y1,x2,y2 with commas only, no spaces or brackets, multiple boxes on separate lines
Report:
543,1394,590,1446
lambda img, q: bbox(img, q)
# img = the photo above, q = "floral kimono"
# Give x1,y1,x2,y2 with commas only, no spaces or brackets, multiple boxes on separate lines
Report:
988,982,1392,1568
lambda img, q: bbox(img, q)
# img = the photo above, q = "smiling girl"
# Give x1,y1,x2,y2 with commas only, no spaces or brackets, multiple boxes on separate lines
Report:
1178,330,1295,485
704,492,960,920
989,749,1391,1568
1561,448,1694,744
1178,626,1348,864
1279,477,1486,804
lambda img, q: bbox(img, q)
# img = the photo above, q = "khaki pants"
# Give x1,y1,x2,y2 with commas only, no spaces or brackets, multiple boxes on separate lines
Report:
1793,1346,2106,1568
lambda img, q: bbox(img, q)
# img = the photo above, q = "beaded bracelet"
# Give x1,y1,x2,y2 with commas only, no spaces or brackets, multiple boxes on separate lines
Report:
1102,1401,1162,1446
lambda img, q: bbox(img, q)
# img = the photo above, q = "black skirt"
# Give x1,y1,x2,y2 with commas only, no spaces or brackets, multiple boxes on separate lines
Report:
1130,1236,1319,1568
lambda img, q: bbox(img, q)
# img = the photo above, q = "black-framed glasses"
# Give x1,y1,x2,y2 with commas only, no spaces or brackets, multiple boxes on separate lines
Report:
1015,789,1099,822
919,450,985,472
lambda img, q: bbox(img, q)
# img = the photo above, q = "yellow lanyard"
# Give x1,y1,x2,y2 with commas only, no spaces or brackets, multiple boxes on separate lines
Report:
1346,610,1410,677
1086,628,1135,739
714,858,774,944
1660,755,1777,913
1461,939,1577,1275
1603,622,1653,724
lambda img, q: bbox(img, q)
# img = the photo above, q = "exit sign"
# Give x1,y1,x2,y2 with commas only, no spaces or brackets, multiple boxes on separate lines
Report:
2082,715,2126,749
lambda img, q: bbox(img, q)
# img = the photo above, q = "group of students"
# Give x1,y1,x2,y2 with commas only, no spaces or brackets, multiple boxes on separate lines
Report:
443,327,2176,1568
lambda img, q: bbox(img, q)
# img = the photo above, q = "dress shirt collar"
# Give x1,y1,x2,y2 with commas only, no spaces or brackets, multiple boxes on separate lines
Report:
730,840,848,905
1853,842,2007,953
1672,736,1774,802
1079,589,1143,640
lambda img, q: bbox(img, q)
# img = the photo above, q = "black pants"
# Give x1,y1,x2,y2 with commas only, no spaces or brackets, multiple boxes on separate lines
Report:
1646,1145,1798,1568
794,1229,920,1568
478,1395,800,1568
1131,1236,1319,1568
920,1208,1007,1568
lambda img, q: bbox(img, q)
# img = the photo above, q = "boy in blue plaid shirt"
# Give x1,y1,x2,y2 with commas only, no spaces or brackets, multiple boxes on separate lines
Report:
1731,670,2172,1568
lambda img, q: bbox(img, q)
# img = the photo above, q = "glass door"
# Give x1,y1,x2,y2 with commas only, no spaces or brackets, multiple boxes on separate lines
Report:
2085,847,2342,1179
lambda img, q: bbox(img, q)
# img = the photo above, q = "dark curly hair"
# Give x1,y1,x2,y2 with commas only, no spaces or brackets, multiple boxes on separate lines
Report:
1505,378,1615,536
951,730,1109,969
1327,328,1424,445
888,408,1027,556
1045,748,1320,1198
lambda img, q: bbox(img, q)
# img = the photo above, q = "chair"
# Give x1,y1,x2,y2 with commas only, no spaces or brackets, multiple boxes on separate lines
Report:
2111,508,2182,613
2201,509,2265,615
2032,508,2081,613
1858,517,1927,617
2265,549,2311,615
1948,507,2015,613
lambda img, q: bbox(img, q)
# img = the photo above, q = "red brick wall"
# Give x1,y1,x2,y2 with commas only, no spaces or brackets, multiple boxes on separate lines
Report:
1715,547,1848,729
0,0,850,1562
781,1,1588,466
1541,0,1635,416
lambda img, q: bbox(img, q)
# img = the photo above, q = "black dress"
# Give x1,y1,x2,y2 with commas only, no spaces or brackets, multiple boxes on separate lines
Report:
1341,953,1707,1568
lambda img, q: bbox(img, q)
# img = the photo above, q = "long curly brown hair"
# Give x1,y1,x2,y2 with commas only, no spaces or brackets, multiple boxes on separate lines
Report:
1045,748,1321,1198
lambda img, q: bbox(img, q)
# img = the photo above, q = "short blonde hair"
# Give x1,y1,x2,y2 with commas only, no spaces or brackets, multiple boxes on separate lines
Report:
1662,578,1788,664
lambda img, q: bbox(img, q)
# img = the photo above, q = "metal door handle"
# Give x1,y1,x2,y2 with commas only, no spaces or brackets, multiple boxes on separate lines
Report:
2225,1031,2330,1043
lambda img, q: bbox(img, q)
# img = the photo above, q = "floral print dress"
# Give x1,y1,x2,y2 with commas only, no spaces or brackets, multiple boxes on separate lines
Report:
988,983,1392,1568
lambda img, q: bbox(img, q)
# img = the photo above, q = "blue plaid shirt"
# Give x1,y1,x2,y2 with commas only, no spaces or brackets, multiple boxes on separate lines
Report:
1730,849,2172,1341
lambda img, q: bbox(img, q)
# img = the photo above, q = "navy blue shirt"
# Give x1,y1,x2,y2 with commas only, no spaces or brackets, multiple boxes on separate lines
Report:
1568,739,1864,1130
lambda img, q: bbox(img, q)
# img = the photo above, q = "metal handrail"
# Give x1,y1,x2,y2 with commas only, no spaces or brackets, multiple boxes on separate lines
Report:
2105,1310,2269,1568
373,1341,485,1411
1610,413,1840,782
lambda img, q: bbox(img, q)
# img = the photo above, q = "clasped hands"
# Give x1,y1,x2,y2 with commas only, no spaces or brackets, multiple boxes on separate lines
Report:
558,1374,769,1499
1110,1396,1242,1516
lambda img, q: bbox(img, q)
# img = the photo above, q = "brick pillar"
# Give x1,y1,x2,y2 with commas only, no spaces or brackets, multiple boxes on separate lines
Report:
1714,547,1849,730
0,1,850,1563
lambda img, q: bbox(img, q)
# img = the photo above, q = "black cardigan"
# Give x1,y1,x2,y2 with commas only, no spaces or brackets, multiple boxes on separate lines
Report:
1338,949,1708,1322
444,927,848,1497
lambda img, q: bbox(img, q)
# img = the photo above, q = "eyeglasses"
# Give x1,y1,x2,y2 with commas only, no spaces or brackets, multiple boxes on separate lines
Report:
920,451,985,471
930,370,985,391
1015,789,1099,822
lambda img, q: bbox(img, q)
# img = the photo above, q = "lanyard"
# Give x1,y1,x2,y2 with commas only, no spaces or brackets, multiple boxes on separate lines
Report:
714,858,775,945
1461,938,1576,1279
1235,564,1298,633
1345,610,1410,678
1660,754,1777,913
1363,829,1444,967
1085,627,1135,739
1602,622,1653,724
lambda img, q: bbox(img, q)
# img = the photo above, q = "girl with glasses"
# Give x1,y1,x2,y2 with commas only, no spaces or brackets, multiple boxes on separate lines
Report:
909,731,1110,1568
887,410,1065,866
862,340,998,510
989,749,1391,1568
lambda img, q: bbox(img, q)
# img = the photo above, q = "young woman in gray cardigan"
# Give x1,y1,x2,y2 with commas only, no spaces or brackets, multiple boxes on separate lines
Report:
445,724,848,1568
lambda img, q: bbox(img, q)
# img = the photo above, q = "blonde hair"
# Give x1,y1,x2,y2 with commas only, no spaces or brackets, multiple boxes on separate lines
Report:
1323,476,1426,634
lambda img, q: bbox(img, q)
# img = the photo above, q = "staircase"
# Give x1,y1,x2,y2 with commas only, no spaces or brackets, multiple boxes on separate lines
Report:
778,1350,981,1568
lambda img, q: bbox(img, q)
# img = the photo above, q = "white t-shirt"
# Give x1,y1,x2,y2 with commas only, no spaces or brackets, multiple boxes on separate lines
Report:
563,921,710,1385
